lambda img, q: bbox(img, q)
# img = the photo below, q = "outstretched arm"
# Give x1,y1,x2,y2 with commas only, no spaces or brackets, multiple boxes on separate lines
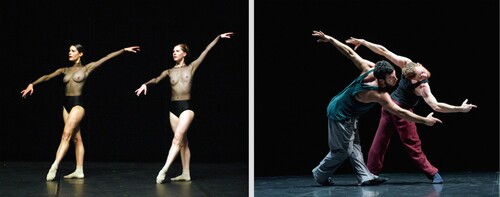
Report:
374,91,442,126
346,37,410,69
190,32,233,73
417,83,477,113
135,70,169,96
21,68,65,98
86,46,141,74
312,30,373,72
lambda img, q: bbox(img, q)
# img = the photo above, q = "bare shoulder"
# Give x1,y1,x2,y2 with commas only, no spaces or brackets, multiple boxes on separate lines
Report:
366,90,392,105
356,89,383,103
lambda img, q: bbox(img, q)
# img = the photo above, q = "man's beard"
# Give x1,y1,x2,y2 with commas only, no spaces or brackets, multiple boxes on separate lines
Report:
379,84,395,92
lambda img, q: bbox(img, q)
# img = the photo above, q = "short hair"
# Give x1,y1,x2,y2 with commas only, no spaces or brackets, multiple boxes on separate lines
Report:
373,60,394,80
402,62,418,79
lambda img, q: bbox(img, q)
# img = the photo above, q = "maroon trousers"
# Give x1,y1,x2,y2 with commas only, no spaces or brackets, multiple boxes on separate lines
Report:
367,103,438,178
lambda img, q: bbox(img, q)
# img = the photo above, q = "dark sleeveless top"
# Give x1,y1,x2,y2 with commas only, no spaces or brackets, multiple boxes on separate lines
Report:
327,69,380,121
391,73,429,109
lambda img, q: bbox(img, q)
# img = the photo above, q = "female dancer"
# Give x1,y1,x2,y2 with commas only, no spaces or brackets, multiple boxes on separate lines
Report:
135,32,233,183
21,44,140,181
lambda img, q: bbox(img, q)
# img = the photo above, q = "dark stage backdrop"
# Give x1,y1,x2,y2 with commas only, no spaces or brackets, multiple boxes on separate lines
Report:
255,0,499,176
1,1,249,163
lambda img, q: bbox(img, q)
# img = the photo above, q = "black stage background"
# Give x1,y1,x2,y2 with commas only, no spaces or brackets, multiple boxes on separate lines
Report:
1,1,249,163
255,0,499,176
1,0,499,180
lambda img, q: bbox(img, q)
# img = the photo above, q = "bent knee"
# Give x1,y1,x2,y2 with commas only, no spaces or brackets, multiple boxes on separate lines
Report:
61,132,73,141
172,136,187,147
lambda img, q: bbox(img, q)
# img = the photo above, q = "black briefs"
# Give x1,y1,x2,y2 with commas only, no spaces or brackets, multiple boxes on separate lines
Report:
64,96,84,112
170,100,191,117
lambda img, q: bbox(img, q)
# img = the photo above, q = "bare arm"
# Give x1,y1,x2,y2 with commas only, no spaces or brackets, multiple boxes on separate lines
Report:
417,83,477,113
374,91,442,126
346,37,410,69
21,68,66,98
135,70,169,96
312,30,373,72
190,32,233,73
86,46,140,74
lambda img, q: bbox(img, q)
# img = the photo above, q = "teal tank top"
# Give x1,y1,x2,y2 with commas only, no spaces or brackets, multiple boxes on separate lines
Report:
327,69,380,121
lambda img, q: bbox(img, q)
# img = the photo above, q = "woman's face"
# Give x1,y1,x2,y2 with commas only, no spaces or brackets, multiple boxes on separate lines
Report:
68,46,82,62
172,45,186,62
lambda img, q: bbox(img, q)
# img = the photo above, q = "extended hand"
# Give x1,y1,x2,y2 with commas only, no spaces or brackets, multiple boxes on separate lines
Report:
460,99,477,112
135,84,147,96
125,46,141,53
424,112,442,126
21,84,34,98
221,32,234,39
345,37,364,50
312,30,329,43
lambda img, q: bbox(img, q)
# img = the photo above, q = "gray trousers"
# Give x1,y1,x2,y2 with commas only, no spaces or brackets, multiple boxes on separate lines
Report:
313,118,377,184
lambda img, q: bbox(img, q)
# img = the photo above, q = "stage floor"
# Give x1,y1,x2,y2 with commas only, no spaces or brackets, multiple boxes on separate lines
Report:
2,161,498,196
1,161,248,197
255,171,499,197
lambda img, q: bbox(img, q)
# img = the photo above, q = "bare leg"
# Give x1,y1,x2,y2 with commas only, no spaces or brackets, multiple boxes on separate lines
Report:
169,112,192,181
156,111,194,184
171,138,191,181
64,128,85,179
47,107,85,181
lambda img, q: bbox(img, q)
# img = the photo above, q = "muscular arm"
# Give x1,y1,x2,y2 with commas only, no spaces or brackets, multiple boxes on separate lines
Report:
346,37,411,69
417,83,477,113
312,31,373,72
373,91,442,126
